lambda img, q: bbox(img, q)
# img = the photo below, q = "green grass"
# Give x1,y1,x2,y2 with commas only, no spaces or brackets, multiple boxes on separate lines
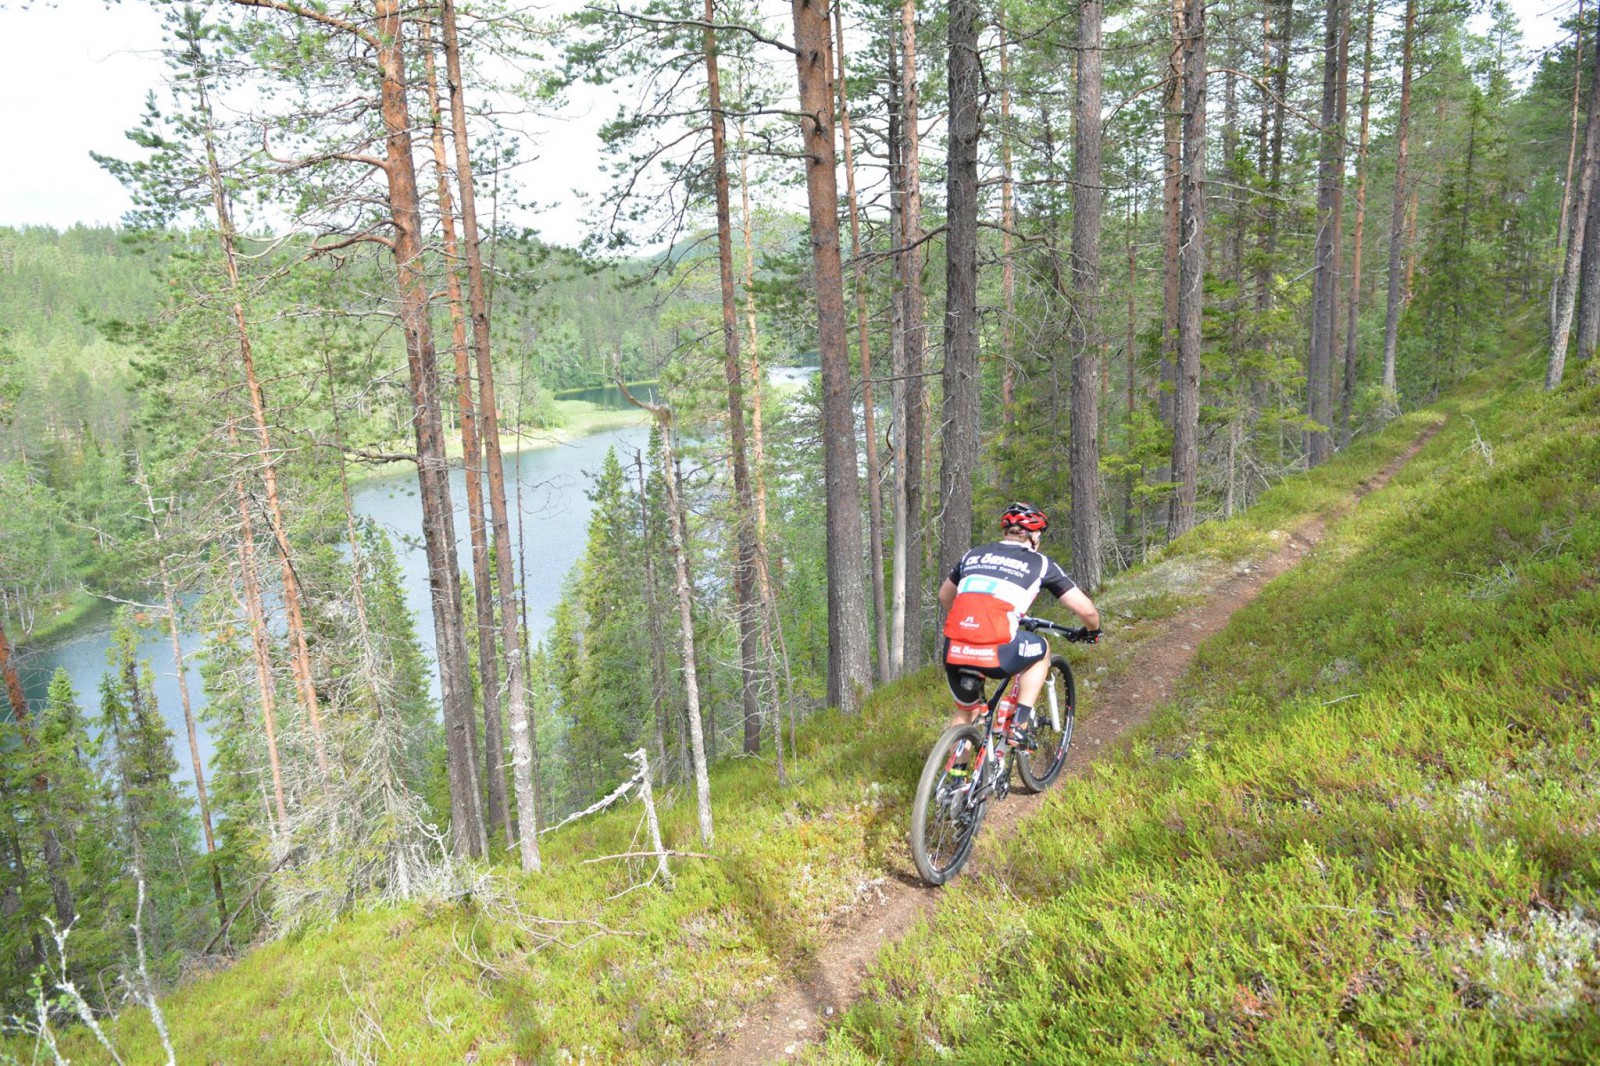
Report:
16,359,1592,1066
808,361,1600,1064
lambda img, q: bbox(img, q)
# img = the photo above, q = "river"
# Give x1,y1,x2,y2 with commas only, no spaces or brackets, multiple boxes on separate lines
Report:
13,420,652,794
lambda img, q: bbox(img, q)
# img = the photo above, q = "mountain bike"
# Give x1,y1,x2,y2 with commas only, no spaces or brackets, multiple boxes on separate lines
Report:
910,617,1094,886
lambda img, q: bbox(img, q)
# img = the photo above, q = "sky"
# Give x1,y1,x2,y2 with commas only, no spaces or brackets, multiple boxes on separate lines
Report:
0,0,1576,250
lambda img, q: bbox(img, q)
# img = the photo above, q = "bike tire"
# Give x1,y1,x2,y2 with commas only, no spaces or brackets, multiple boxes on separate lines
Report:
910,724,990,886
1016,654,1076,793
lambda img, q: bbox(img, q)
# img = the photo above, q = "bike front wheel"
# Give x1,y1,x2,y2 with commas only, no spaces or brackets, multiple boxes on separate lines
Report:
1016,654,1076,793
910,724,989,886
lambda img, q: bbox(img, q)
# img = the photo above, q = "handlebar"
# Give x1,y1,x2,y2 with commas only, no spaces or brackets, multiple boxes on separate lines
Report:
1019,616,1101,643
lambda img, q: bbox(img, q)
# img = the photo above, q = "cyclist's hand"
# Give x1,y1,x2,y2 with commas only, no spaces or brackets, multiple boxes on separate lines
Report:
1083,627,1103,644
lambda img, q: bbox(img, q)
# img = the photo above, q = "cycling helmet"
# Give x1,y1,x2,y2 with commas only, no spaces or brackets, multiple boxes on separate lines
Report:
999,501,1048,533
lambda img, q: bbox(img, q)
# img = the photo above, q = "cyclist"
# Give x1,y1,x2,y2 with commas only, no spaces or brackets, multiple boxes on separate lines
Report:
938,501,1101,752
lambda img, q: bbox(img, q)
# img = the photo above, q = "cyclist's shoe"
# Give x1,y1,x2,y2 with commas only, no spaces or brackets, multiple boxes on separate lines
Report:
1007,722,1038,753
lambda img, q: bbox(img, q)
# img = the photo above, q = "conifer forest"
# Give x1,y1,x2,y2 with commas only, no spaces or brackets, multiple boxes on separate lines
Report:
3,0,1600,1059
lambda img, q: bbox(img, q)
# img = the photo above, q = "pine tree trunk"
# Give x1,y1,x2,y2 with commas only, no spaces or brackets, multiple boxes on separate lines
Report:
1576,172,1600,363
226,419,288,824
887,30,909,678
1168,0,1206,538
835,4,891,686
422,22,506,846
653,415,713,843
940,0,982,581
194,67,330,787
1161,0,1184,459
1558,1,1589,260
792,0,872,711
1381,0,1416,402
1070,0,1105,592
376,0,485,859
1550,7,1600,389
1307,0,1349,467
1339,0,1376,447
701,3,764,754
999,4,1017,426
138,462,226,928
438,0,537,866
898,0,928,673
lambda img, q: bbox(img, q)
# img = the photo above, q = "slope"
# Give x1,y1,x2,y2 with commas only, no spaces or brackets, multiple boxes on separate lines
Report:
809,363,1600,1063
11,360,1579,1066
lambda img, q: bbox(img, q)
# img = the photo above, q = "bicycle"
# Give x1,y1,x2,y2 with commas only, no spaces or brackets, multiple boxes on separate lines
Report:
910,616,1095,886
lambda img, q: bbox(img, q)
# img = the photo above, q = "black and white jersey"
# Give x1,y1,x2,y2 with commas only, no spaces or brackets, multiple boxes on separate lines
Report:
942,540,1076,644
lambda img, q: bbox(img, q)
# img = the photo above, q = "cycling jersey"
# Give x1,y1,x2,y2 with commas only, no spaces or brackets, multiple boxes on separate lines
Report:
942,540,1076,646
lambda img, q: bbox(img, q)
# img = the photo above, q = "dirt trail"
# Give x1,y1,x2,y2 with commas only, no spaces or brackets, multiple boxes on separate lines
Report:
703,425,1441,1065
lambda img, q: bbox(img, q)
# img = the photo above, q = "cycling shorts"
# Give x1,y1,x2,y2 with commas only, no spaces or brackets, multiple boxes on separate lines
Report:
943,633,1049,708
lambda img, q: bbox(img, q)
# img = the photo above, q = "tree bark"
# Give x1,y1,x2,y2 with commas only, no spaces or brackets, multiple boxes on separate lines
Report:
1577,164,1600,364
438,0,538,866
422,20,506,846
835,3,890,686
1161,0,1184,456
999,4,1017,426
1558,0,1588,259
226,419,288,824
898,0,928,673
887,28,909,678
1339,0,1376,447
1069,0,1105,592
1168,0,1206,538
1307,0,1349,467
1381,0,1416,402
791,0,872,711
137,460,226,928
701,0,763,755
940,0,982,582
375,0,485,859
1551,6,1600,389
193,47,330,787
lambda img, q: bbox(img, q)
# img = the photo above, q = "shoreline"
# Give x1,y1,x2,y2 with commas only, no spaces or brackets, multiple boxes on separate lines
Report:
13,405,652,652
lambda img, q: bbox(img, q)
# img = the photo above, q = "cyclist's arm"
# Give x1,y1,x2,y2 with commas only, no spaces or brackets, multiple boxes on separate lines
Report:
938,577,958,612
1058,586,1100,630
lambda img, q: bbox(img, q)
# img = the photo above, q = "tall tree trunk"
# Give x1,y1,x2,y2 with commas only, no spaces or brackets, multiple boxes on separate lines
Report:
940,0,981,580
376,0,485,859
1381,0,1417,402
1558,1,1589,259
1551,7,1600,389
1161,0,1184,456
1168,0,1206,538
194,54,330,787
899,0,928,673
1070,0,1105,591
1339,0,1376,447
834,4,890,685
1307,0,1349,467
438,0,538,866
226,419,288,824
1576,169,1600,364
887,28,910,678
422,20,506,846
641,408,714,843
0,617,75,927
999,3,1017,425
702,1,764,755
136,460,226,928
792,0,872,711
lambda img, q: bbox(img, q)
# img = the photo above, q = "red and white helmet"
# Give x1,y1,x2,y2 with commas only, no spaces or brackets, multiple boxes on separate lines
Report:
999,501,1048,533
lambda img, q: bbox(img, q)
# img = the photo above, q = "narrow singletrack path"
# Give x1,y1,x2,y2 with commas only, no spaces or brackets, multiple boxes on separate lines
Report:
703,424,1442,1065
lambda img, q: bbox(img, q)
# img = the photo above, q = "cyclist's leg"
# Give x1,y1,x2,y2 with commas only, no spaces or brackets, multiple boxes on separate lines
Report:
943,638,997,730
996,634,1052,738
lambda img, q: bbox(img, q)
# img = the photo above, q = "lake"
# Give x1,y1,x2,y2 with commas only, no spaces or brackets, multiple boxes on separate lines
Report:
12,420,652,794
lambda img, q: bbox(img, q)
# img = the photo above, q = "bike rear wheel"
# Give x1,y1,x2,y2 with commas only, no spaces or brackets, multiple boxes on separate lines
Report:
910,724,989,886
1016,654,1076,793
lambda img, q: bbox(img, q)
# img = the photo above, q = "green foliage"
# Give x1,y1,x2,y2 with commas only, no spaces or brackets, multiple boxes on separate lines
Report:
813,365,1600,1063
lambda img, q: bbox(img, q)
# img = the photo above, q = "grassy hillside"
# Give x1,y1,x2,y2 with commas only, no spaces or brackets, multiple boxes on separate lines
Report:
12,359,1591,1065
811,362,1600,1063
